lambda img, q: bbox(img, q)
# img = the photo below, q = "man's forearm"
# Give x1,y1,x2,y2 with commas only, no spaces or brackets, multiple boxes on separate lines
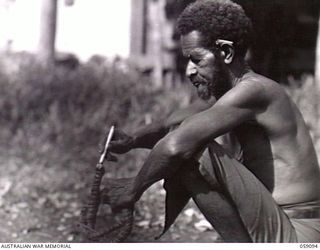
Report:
131,99,214,150
131,122,169,149
130,138,183,202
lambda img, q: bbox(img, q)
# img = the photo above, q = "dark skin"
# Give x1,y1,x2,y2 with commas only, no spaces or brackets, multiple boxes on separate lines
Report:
102,30,320,242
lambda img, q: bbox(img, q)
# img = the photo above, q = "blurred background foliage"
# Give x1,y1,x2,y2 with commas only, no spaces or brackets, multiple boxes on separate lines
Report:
0,52,193,169
0,51,318,170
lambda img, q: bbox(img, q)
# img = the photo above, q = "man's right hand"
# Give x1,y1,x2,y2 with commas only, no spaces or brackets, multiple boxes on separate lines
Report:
107,129,134,154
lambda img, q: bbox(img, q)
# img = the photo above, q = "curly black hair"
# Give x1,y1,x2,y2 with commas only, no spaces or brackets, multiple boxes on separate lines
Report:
176,0,252,57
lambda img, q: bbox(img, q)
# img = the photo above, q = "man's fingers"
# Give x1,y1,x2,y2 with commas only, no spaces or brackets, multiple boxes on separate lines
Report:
108,141,116,149
106,153,118,162
108,141,121,151
108,142,128,154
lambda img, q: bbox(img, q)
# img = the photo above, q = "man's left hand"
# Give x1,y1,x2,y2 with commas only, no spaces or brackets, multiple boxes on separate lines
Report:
100,177,135,212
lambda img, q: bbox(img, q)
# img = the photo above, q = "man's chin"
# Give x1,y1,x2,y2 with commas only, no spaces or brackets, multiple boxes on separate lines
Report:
198,91,211,100
196,85,211,100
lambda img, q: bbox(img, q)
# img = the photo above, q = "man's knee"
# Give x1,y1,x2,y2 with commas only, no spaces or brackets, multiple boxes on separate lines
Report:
177,160,221,193
178,158,200,181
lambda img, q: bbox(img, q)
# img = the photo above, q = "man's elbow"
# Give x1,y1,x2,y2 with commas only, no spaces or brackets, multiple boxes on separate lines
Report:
156,133,192,161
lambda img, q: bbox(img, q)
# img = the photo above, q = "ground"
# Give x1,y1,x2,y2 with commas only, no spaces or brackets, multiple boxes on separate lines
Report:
0,155,221,243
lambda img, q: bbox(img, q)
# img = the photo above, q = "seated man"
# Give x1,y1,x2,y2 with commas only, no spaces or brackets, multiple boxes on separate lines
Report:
102,0,320,242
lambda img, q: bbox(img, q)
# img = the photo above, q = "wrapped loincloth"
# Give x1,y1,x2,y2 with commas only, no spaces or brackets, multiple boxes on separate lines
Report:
282,200,320,242
282,200,320,219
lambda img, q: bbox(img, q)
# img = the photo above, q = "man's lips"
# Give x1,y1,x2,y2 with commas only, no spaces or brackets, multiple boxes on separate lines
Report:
192,81,206,88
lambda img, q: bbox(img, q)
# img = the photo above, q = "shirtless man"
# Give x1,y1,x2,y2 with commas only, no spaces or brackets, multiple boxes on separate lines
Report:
103,0,320,242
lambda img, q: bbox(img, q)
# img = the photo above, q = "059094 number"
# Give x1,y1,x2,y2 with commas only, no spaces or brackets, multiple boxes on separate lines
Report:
300,244,318,248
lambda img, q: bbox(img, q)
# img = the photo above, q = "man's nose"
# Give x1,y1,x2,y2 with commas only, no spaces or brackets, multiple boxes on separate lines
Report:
186,61,197,79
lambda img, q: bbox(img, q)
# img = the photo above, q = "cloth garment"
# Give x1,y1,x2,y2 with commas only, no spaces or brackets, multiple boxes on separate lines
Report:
282,200,320,242
197,141,320,242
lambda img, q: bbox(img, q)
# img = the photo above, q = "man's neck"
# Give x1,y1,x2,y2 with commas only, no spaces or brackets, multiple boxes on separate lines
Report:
228,58,251,87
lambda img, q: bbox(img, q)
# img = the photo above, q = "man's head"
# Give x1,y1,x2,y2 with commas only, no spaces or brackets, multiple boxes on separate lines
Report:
176,0,252,57
176,0,252,100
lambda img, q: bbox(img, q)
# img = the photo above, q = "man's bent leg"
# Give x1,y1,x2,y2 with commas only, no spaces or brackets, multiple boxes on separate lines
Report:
180,162,252,242
193,142,297,242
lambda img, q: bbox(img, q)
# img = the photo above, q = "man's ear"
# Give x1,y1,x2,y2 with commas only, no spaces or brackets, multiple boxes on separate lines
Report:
220,44,234,64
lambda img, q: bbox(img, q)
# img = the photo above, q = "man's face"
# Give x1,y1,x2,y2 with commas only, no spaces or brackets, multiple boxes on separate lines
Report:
181,31,230,100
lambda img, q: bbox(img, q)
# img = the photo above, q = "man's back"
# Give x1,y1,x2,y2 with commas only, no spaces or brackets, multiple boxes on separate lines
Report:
227,71,320,205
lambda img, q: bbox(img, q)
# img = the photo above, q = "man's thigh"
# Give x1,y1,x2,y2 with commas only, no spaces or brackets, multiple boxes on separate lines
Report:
197,142,298,242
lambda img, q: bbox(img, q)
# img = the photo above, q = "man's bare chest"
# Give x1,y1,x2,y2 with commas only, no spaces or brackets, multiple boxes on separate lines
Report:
232,123,275,191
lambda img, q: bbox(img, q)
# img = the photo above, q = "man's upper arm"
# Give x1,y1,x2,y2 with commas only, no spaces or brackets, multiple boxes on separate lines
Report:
165,98,215,128
166,83,268,158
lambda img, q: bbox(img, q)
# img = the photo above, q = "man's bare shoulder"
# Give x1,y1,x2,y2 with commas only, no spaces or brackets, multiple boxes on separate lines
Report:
241,71,287,97
224,71,289,107
240,71,282,93
216,71,273,111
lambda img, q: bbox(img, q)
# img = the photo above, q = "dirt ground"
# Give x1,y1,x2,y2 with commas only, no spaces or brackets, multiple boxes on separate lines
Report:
0,155,221,243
